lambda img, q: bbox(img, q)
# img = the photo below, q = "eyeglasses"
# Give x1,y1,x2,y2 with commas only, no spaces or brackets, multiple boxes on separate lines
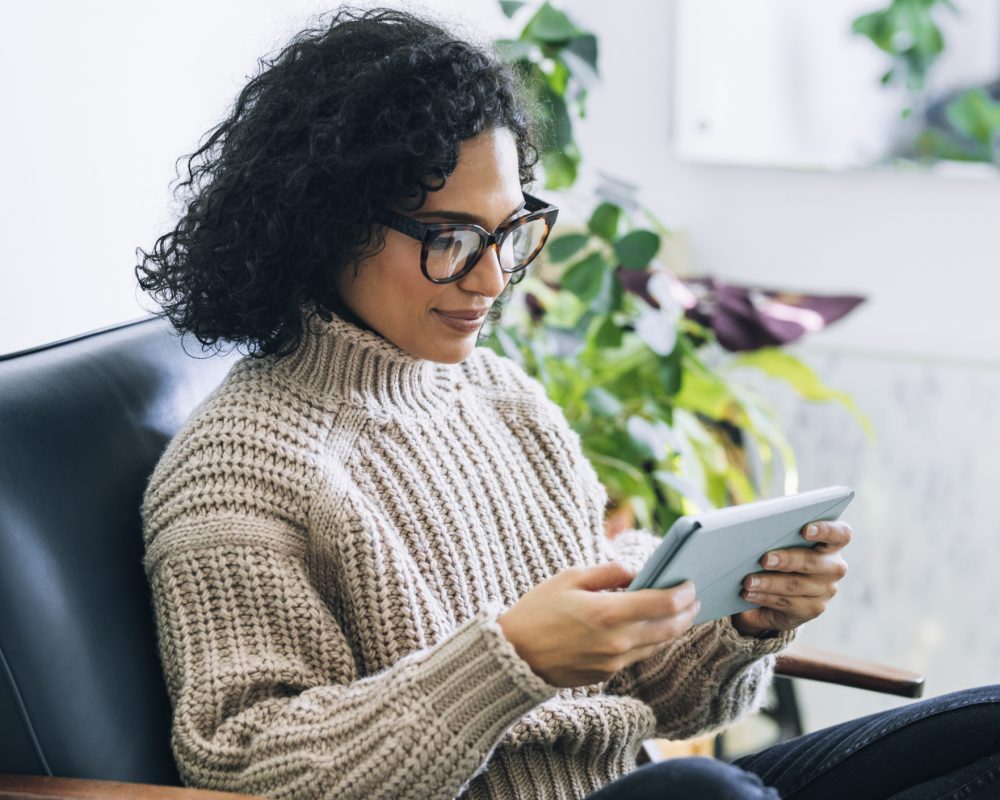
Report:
373,193,559,284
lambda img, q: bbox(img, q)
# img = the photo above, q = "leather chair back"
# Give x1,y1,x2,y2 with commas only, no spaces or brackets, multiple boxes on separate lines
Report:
0,318,237,784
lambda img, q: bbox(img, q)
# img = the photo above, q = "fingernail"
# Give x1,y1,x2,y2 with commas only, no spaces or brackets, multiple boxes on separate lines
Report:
764,553,779,568
805,525,819,539
748,576,760,589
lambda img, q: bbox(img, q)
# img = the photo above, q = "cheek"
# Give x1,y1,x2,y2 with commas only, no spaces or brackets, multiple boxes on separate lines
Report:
371,242,449,315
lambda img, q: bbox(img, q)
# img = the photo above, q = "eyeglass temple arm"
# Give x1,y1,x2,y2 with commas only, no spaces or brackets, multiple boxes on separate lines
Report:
375,192,553,240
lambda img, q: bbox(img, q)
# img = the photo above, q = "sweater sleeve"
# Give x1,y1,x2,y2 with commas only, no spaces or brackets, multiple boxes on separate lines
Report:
468,349,795,739
603,528,796,740
140,396,559,800
143,515,557,800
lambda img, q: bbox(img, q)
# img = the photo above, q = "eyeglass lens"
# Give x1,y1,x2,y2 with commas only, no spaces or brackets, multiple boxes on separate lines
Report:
424,217,549,281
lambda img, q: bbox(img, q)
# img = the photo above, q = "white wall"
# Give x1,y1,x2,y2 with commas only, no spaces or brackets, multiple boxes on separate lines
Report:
3,0,998,742
0,0,507,355
560,0,1000,736
6,0,995,362
567,0,1000,364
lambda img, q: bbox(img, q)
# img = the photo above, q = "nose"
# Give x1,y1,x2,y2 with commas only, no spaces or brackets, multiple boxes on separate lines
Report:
456,242,509,298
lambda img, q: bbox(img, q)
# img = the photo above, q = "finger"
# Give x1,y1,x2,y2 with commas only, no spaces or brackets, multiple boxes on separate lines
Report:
743,590,827,619
629,600,700,647
761,547,848,578
600,580,697,625
572,561,637,591
743,572,833,597
802,520,852,551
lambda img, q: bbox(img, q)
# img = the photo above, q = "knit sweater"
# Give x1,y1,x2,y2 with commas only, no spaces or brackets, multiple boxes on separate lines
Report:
141,310,795,800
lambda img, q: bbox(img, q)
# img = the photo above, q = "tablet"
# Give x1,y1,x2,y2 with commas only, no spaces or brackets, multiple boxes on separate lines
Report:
626,485,855,625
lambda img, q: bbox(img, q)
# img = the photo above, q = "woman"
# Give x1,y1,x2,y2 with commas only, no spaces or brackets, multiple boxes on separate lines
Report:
136,8,999,799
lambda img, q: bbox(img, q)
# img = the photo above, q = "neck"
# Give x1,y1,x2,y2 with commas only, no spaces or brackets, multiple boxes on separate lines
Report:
326,295,380,338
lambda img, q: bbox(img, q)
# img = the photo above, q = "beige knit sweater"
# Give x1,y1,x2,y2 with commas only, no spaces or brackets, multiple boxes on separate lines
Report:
141,311,794,800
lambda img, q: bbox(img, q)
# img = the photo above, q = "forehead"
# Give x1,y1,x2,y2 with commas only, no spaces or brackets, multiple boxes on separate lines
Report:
418,128,523,223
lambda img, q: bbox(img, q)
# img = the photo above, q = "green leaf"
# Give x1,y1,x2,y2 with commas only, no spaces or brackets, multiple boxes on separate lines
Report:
658,350,682,396
587,451,657,517
494,38,536,62
545,58,572,97
541,150,578,189
539,283,586,328
653,470,713,513
588,202,621,240
593,315,623,348
626,415,673,461
547,233,590,263
725,382,800,496
613,229,661,269
587,266,619,315
560,251,609,301
540,84,574,149
945,89,1000,146
606,272,625,313
559,48,598,96
851,11,884,46
499,0,527,19
565,33,598,72
673,365,737,421
522,1,579,43
732,348,875,439
584,387,622,417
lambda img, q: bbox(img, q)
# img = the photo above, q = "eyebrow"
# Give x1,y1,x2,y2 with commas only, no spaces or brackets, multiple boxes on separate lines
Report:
410,198,526,227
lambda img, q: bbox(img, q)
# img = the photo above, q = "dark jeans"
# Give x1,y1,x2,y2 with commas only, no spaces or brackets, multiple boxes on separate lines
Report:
584,685,1000,799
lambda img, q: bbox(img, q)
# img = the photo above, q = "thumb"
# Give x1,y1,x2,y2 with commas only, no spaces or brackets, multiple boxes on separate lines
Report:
574,561,637,591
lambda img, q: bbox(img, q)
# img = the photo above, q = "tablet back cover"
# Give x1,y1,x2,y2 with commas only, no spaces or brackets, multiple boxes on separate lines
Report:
648,486,854,625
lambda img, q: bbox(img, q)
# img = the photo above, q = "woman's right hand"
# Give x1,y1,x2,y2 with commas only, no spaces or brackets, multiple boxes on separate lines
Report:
497,562,700,687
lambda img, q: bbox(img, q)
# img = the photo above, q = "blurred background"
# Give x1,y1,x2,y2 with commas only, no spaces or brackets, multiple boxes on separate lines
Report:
2,0,997,750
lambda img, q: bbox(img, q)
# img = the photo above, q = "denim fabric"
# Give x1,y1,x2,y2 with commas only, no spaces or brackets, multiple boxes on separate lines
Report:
584,685,1000,799
734,684,1000,799
583,756,780,799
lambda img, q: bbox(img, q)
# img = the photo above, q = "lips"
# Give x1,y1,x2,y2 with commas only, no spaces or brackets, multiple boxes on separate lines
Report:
435,309,489,320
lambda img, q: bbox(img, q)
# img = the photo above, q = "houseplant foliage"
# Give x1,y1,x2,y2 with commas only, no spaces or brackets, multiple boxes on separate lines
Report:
487,1,870,534
852,0,1000,165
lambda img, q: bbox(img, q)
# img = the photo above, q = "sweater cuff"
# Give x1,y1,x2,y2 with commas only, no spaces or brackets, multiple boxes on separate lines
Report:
718,615,797,657
411,605,559,748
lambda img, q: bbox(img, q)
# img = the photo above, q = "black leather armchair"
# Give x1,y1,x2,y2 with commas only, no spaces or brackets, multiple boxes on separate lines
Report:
0,318,923,799
0,318,254,798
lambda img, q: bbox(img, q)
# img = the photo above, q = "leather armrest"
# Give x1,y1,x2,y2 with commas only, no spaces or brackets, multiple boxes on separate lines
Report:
775,646,925,698
0,774,263,799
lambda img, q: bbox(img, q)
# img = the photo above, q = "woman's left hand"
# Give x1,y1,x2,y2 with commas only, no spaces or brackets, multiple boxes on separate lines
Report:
731,520,852,637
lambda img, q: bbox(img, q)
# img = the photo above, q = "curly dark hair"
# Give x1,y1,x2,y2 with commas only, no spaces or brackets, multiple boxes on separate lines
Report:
135,6,540,358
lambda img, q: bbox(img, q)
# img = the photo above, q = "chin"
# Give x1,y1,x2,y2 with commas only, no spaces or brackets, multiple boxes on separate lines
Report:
431,341,476,364
399,336,475,364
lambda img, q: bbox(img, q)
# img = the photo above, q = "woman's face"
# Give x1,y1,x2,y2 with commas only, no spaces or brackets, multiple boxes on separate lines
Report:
336,127,524,364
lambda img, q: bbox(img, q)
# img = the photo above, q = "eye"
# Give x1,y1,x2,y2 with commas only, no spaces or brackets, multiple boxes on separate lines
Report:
428,236,454,252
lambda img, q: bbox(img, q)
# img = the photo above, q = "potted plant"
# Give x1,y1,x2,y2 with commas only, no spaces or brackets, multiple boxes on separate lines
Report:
486,1,871,534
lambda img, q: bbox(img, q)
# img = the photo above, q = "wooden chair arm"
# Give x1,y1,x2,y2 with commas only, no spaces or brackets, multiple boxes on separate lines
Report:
0,774,263,800
775,645,925,698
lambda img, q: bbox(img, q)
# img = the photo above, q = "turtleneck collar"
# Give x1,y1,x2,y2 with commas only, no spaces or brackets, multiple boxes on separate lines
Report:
272,308,463,418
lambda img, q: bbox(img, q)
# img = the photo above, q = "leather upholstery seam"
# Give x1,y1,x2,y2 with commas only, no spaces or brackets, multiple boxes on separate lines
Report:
0,636,52,775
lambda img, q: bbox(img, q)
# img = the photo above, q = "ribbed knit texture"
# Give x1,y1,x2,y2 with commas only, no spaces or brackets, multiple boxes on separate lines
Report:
141,310,795,800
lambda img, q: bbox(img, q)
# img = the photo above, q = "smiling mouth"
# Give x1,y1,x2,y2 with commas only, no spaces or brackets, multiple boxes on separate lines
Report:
434,310,489,321
433,310,488,332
